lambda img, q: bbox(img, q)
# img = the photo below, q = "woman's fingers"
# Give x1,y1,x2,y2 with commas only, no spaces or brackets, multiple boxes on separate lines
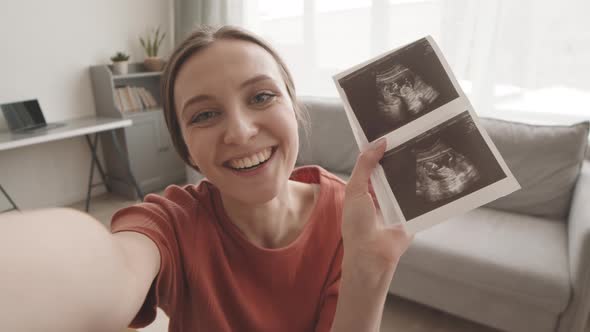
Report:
386,223,414,258
346,138,387,197
341,137,415,271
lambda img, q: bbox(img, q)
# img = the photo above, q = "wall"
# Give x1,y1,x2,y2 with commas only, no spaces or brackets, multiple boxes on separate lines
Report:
0,0,174,210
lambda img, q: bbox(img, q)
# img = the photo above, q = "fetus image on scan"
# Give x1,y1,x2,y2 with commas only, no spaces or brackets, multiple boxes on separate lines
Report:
414,139,480,203
376,64,440,124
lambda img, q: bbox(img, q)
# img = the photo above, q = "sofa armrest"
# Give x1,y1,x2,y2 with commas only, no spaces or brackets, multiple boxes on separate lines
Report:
569,161,590,287
560,161,590,332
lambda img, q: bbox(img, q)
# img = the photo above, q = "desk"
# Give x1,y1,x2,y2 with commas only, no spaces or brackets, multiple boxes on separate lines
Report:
0,116,144,212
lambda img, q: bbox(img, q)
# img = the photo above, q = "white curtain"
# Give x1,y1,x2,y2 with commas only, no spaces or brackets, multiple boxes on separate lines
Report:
174,0,244,43
240,0,590,123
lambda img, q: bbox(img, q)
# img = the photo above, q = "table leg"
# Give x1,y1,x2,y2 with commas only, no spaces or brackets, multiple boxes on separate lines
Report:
0,184,19,213
85,134,111,192
85,133,113,212
109,130,144,200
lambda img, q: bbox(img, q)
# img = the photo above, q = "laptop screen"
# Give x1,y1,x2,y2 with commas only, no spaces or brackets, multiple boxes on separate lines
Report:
0,99,47,132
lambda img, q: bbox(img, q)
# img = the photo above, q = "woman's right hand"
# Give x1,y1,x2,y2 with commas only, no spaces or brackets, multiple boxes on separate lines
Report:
331,139,414,332
341,138,414,280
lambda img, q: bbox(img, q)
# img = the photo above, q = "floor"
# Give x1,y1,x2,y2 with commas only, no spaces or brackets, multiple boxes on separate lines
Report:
69,190,589,332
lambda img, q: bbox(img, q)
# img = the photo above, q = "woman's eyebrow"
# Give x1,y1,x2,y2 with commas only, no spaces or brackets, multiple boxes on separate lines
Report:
240,74,274,89
181,94,214,116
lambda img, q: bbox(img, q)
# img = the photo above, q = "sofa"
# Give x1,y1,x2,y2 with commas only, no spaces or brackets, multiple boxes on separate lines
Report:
294,96,590,332
185,96,590,332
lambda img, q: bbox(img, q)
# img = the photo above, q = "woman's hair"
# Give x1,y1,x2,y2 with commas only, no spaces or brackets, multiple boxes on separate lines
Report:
160,25,309,172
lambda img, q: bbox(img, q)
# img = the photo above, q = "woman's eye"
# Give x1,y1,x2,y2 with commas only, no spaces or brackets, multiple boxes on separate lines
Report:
251,92,276,105
191,111,218,124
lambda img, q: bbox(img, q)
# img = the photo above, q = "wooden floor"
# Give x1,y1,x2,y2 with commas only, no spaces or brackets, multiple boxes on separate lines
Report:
69,189,588,332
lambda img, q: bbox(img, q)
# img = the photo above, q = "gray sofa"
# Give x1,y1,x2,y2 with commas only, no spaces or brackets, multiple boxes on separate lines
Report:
295,96,590,332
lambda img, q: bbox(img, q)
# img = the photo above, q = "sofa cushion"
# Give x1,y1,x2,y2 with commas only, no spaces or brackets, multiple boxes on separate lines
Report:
297,96,359,174
399,207,571,313
482,118,589,220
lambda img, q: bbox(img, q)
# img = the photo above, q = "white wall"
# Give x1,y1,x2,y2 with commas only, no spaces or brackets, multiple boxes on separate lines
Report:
0,0,174,210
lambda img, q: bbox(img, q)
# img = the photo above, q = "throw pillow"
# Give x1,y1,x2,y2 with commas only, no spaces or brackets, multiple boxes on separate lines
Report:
482,118,589,220
297,97,359,174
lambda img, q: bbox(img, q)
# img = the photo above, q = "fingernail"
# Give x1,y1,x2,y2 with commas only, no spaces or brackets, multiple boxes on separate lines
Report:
371,138,386,150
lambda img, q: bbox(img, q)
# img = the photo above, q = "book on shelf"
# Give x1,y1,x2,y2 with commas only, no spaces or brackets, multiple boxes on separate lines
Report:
113,89,122,110
122,87,136,112
137,87,153,109
126,86,141,111
142,88,159,108
114,86,159,113
115,88,131,112
135,87,148,109
131,86,146,110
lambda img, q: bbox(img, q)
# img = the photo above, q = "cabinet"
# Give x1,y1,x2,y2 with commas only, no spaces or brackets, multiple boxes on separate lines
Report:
89,63,186,199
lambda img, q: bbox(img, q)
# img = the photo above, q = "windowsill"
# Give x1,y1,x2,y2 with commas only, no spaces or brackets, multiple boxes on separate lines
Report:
492,86,590,125
302,83,590,126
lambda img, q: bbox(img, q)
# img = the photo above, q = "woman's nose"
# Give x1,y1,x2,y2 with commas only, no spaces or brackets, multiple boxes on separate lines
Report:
223,109,259,145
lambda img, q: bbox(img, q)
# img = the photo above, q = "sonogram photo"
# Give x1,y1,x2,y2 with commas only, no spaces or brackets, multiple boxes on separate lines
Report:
380,111,507,221
337,38,459,142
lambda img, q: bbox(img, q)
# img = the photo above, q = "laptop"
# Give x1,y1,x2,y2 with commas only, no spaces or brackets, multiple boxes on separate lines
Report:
0,99,64,133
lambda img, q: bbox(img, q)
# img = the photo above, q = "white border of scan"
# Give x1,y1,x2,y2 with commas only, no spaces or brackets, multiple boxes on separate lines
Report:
333,36,520,234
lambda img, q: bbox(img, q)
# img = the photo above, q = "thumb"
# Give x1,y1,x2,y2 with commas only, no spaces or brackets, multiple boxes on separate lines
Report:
346,138,387,197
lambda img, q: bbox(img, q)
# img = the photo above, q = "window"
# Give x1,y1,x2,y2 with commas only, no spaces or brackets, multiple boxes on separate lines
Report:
243,0,590,122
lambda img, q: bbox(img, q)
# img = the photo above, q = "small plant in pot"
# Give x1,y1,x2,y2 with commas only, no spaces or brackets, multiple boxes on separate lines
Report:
110,51,130,75
140,26,166,72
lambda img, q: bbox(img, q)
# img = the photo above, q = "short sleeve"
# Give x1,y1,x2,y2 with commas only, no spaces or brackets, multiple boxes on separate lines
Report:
110,194,184,329
314,241,343,332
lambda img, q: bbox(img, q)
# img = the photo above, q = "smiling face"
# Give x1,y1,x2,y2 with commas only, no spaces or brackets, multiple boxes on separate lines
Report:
174,39,300,205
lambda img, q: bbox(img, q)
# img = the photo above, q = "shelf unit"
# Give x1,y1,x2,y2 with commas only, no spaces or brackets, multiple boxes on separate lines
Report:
89,63,186,199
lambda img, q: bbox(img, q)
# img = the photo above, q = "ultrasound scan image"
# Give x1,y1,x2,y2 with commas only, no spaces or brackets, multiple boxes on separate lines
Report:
413,139,480,203
376,64,440,125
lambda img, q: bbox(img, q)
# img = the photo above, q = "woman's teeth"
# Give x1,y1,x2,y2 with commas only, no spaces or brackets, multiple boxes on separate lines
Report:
228,147,273,170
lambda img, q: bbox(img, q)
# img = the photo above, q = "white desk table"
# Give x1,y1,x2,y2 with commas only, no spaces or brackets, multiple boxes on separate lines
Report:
0,116,144,212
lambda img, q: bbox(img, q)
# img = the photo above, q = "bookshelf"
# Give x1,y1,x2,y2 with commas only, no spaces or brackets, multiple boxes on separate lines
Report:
89,63,186,199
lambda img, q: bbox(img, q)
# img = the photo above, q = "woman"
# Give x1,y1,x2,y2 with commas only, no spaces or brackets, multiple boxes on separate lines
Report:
0,25,413,332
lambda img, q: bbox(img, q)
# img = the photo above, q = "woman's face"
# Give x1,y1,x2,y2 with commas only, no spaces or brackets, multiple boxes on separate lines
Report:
174,39,299,204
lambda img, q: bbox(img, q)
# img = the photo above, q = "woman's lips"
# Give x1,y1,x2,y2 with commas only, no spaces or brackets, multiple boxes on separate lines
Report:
225,146,278,177
222,146,275,167
225,146,273,169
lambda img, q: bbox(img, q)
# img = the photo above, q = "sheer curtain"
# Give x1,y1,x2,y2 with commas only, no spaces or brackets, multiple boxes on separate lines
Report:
239,0,590,123
174,0,244,43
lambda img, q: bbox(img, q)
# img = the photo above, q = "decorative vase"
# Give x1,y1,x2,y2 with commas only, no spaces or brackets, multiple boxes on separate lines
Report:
143,57,165,72
111,61,128,75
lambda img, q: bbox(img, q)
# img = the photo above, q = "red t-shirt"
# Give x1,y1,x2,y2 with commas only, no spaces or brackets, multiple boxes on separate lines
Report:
110,166,346,331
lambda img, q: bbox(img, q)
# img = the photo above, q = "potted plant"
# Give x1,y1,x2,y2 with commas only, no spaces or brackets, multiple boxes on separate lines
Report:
140,26,166,72
110,51,130,75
